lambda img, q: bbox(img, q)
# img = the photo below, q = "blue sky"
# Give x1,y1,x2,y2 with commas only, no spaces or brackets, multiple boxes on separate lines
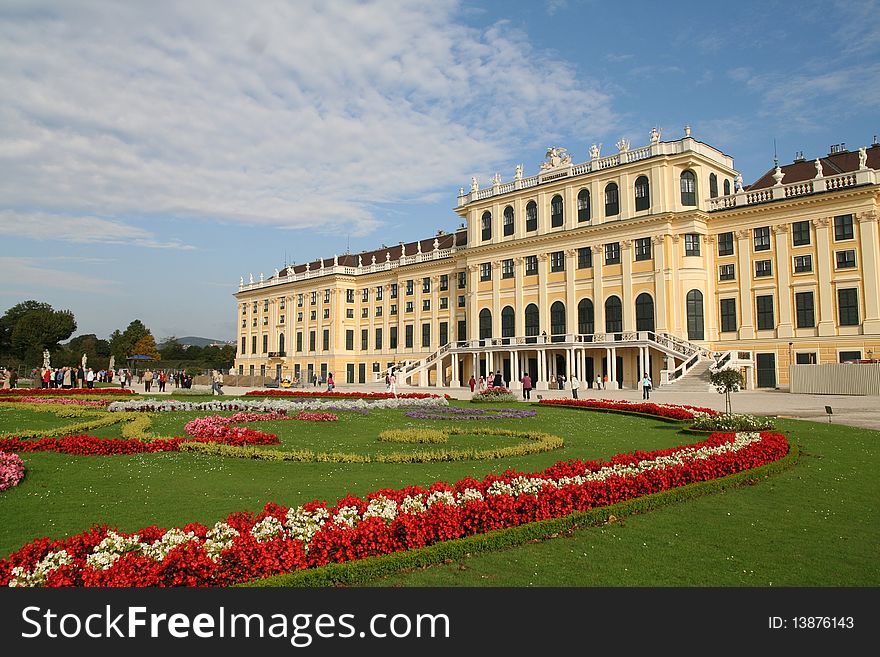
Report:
1,0,878,343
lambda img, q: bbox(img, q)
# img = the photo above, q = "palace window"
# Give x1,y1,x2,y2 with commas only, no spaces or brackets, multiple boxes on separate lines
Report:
709,173,718,199
525,255,538,276
309,331,316,351
792,221,811,246
405,325,414,348
375,306,382,317
501,306,515,338
376,285,383,300
680,170,697,206
795,292,815,328
362,329,368,350
794,255,812,273
361,308,368,318
440,297,448,309
390,326,398,349
604,182,619,217
503,206,514,236
423,277,430,293
405,301,414,313
324,309,330,319
754,227,771,251
604,296,622,333
605,242,620,265
457,271,466,289
755,260,772,277
686,290,704,340
756,295,775,330
345,330,354,350
458,295,465,308
362,288,369,302
346,289,355,303
634,175,650,211
634,237,651,261
481,211,492,241
835,250,856,269
390,304,398,315
635,293,655,331
838,288,859,326
439,274,448,291
375,328,383,350
719,264,735,281
550,251,565,272
310,291,317,305
525,304,540,337
390,283,398,298
577,299,594,334
718,232,734,256
480,262,491,281
578,247,592,269
502,259,514,279
834,214,854,241
684,234,701,256
577,189,591,222
345,309,354,319
406,280,414,295
422,323,431,348
525,200,537,232
550,194,564,227
324,289,330,303
422,299,430,311
479,309,492,339
322,329,329,351
720,298,737,333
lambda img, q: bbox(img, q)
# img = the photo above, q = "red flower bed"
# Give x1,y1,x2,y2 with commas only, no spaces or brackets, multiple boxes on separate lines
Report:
0,388,134,396
539,398,718,420
0,431,789,587
245,390,444,399
0,435,185,456
0,396,110,407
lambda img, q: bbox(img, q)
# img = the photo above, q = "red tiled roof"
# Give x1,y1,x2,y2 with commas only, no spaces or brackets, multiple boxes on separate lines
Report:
278,229,467,277
749,143,880,190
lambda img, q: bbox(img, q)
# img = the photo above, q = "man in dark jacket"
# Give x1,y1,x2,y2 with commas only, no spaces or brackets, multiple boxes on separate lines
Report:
492,371,503,388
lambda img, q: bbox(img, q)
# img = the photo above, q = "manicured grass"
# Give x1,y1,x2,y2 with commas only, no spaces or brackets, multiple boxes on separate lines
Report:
1,397,876,587
358,418,880,587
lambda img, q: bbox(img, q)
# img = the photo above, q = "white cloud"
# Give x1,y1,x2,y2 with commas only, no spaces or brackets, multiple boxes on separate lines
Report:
0,257,120,294
0,211,194,249
0,0,615,242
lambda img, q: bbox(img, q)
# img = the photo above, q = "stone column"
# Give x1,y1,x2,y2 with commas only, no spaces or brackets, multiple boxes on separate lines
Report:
592,245,605,333
565,248,577,335
857,211,880,332
813,218,835,336
736,229,755,339
773,225,794,338
467,264,479,339
621,239,634,331
538,253,549,334
491,261,502,338
514,256,525,336
669,235,681,335
652,235,668,332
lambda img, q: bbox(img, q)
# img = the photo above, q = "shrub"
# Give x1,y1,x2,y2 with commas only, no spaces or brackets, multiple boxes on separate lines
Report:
472,387,518,403
691,411,775,431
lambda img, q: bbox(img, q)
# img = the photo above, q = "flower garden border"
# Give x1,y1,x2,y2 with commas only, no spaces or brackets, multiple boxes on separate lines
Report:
245,439,800,588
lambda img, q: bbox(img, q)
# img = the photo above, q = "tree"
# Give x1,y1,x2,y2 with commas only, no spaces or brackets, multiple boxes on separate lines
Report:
132,335,161,361
109,320,152,361
158,336,187,360
0,300,76,365
710,368,745,414
57,334,111,368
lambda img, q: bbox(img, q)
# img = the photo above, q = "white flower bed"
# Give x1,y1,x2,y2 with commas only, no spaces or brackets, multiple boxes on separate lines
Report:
107,397,449,413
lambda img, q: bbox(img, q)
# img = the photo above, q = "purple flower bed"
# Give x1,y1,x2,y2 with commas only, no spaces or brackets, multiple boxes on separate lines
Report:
405,407,537,421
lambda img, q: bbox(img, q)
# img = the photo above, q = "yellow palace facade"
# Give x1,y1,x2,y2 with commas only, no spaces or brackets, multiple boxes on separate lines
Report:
234,128,880,391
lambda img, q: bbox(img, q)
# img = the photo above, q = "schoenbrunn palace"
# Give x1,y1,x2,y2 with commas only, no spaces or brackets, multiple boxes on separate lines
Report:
234,128,880,392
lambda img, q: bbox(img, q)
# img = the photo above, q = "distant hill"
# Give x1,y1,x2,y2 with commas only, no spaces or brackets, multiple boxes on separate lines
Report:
163,336,233,348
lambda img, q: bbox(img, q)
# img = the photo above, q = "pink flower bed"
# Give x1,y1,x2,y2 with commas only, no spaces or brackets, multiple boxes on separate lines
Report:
0,431,789,587
0,452,26,491
245,390,445,399
1,388,134,396
539,399,718,420
0,396,109,407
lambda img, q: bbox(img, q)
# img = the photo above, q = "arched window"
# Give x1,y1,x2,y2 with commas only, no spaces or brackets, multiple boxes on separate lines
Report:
577,189,591,222
503,206,514,236
481,211,492,241
479,308,492,339
577,298,594,334
634,175,650,211
686,290,704,340
550,194,564,227
605,182,619,217
709,173,718,199
680,170,697,206
723,179,731,196
635,293,655,332
279,333,285,354
525,304,540,338
550,301,566,341
605,296,622,333
501,306,515,338
525,200,537,232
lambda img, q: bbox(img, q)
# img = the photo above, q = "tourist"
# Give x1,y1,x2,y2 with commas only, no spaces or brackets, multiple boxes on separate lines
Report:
158,370,167,392
570,374,580,399
478,375,486,391
493,370,503,388
596,374,602,390
211,370,224,395
385,371,392,391
468,374,476,392
86,368,95,389
603,374,608,389
144,368,154,392
62,367,72,389
389,371,397,397
126,370,133,388
326,372,335,392
520,371,532,400
642,372,653,400
42,368,50,388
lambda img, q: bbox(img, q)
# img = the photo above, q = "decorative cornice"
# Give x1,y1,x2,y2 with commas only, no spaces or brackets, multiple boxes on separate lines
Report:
811,217,830,228
735,229,750,240
772,224,789,234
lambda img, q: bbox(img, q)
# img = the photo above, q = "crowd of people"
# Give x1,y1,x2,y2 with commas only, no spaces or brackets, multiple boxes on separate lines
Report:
17,366,196,391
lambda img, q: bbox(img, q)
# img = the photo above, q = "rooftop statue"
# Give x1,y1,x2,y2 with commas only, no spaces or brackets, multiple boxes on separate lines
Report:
540,146,572,171
859,147,868,170
590,143,601,160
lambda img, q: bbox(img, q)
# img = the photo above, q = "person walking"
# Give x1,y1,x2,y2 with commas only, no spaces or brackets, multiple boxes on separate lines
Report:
478,375,486,391
468,375,476,392
326,372,335,392
642,372,652,400
86,368,95,389
492,370,503,388
520,372,533,400
602,374,608,390
570,374,580,399
389,371,397,397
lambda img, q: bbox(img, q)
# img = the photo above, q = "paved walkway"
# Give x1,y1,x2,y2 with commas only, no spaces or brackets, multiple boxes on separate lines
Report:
135,382,880,430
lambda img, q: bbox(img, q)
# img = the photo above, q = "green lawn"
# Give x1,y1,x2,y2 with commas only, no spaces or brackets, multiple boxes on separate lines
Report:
0,398,877,587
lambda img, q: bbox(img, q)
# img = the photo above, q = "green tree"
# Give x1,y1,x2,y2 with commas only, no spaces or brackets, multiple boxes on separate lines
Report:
159,336,187,360
109,320,152,361
710,368,745,414
0,300,76,365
